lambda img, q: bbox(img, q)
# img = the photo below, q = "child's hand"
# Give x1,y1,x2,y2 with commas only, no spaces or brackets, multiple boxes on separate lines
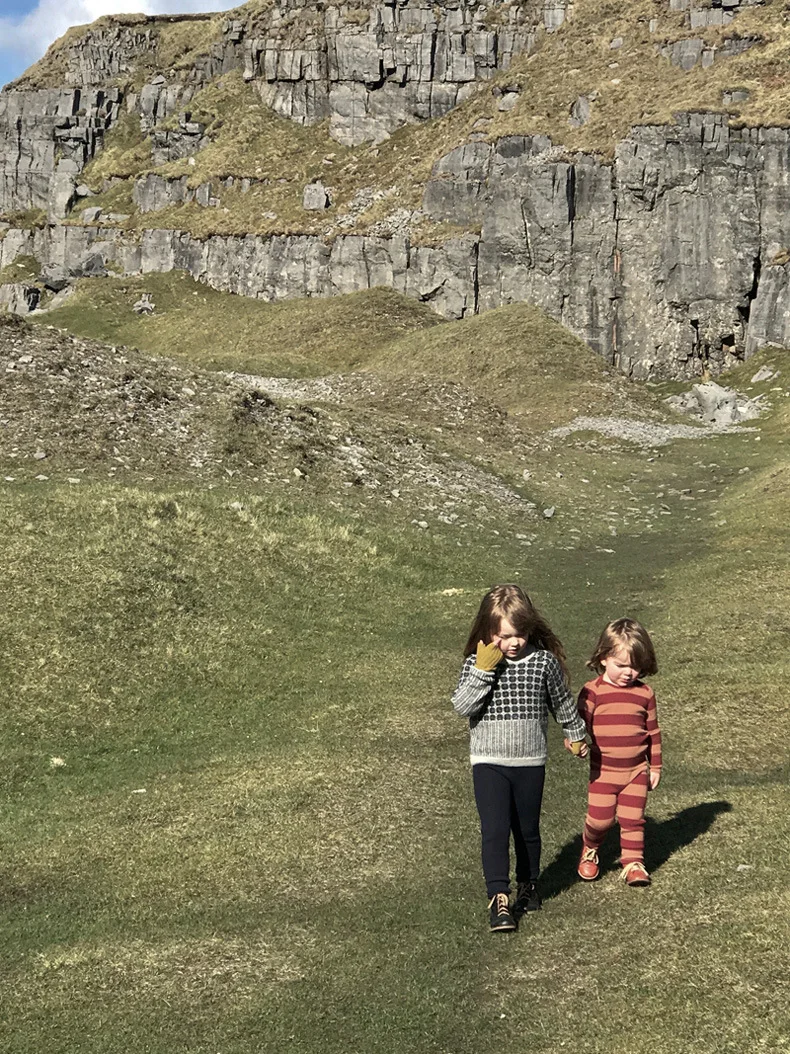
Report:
649,768,661,790
564,738,589,758
475,640,504,672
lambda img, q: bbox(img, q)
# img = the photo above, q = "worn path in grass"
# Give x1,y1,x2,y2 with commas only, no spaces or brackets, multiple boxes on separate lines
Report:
2,286,789,1053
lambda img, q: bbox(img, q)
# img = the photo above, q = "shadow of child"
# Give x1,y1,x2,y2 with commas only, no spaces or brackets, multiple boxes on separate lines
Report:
540,799,733,901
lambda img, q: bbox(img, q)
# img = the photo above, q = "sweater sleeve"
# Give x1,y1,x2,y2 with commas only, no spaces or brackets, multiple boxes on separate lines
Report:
646,688,662,770
578,683,596,735
545,655,587,741
451,656,496,718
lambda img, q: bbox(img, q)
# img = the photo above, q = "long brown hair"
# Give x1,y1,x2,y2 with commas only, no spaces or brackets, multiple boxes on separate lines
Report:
587,617,658,677
463,584,570,684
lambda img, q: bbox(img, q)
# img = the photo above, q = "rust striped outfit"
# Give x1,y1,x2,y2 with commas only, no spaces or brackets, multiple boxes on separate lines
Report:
578,677,662,866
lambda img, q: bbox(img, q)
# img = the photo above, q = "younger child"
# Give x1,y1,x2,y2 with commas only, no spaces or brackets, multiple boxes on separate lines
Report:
576,618,662,887
452,584,588,932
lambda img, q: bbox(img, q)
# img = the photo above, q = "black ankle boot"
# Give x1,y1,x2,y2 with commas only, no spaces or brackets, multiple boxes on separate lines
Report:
515,881,542,915
488,893,516,932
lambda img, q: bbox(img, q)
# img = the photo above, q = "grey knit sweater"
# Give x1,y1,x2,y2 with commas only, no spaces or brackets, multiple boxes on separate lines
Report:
452,646,587,766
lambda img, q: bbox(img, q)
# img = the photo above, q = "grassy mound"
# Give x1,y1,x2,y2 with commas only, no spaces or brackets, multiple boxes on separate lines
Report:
35,273,657,434
36,273,444,377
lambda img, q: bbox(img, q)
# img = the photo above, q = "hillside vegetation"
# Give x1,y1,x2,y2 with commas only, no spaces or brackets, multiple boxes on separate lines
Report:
2,272,790,1052
32,0,790,239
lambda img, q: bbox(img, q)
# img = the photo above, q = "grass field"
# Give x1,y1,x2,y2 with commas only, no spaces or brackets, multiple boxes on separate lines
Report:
2,286,790,1053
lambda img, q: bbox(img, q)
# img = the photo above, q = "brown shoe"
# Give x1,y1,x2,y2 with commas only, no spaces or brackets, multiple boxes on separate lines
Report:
622,861,651,886
577,846,599,881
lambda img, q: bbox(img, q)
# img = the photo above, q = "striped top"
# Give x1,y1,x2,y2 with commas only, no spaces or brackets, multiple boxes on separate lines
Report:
452,647,587,767
578,676,662,772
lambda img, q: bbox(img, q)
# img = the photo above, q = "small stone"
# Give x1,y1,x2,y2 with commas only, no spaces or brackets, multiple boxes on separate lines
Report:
750,365,777,383
35,474,49,481
497,92,520,112
569,96,592,127
543,506,556,519
303,181,331,210
34,450,47,460
610,36,624,49
67,477,81,484
82,206,103,222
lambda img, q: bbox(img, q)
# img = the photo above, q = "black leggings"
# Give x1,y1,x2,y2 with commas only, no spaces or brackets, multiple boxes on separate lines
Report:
472,763,546,897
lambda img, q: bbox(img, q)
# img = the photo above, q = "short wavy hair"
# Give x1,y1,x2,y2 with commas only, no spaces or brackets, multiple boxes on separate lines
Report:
587,617,658,677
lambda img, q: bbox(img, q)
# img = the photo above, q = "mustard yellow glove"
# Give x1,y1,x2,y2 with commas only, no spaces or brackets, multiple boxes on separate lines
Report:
564,738,588,757
475,640,504,672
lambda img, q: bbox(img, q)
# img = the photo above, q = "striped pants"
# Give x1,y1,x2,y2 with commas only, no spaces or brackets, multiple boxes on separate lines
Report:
583,764,649,866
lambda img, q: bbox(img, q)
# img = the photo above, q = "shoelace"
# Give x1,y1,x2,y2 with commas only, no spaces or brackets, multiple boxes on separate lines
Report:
621,861,648,881
581,847,598,862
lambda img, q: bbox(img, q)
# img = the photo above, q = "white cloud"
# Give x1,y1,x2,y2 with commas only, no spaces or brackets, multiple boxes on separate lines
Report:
0,0,238,75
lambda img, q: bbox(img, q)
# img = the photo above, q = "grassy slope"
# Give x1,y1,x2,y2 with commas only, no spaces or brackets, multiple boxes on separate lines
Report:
37,272,657,432
5,280,790,1051
37,273,444,376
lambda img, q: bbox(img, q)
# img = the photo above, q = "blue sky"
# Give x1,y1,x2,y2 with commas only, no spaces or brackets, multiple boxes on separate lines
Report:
0,0,238,90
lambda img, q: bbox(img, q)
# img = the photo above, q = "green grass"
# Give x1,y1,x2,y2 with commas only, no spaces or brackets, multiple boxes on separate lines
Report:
5,285,790,1051
36,272,658,434
36,272,445,376
0,254,41,284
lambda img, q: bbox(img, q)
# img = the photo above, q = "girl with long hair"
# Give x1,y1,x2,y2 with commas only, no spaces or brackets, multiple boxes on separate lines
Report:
452,584,587,932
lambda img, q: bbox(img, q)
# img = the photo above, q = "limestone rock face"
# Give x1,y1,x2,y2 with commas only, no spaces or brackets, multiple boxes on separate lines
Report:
2,0,790,379
0,88,121,214
422,114,790,377
669,0,765,30
0,282,40,314
238,0,572,146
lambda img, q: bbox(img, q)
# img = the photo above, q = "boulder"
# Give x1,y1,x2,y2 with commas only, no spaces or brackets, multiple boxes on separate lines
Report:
40,264,71,292
303,182,331,210
0,283,41,315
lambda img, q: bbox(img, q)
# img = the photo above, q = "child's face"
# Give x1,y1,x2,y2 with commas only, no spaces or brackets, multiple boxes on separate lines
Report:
601,645,640,687
492,617,528,660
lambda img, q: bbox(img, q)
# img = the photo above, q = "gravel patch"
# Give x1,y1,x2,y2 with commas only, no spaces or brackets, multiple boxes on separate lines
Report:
548,415,759,446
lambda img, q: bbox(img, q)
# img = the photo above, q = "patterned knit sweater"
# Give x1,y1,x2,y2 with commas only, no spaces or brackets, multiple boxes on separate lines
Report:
452,647,587,766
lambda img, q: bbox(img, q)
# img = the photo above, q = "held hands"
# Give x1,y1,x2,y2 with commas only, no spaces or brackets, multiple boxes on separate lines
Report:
564,737,589,758
649,768,661,790
475,640,504,672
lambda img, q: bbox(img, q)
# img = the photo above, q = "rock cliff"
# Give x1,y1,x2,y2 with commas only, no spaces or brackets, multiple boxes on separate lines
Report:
1,0,789,379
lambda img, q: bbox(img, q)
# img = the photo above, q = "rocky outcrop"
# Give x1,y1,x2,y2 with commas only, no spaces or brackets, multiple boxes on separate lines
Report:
0,282,40,314
0,223,480,321
239,0,572,146
0,88,122,216
669,0,765,30
3,114,789,378
420,115,790,377
132,173,261,212
662,32,762,70
2,0,789,379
